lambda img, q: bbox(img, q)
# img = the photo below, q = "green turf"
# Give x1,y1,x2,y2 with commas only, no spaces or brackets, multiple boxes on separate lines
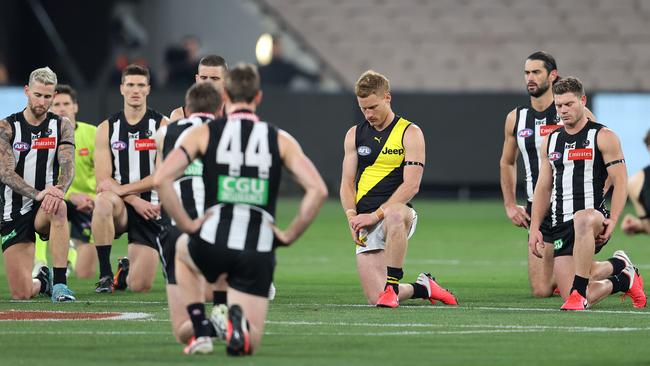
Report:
1,199,649,366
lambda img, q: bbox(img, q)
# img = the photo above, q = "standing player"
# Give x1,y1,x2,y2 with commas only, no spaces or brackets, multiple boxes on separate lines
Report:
169,55,228,121
155,63,327,355
621,129,650,235
155,82,224,343
0,67,76,301
529,77,646,310
340,70,457,308
92,64,168,293
48,84,97,279
500,51,614,298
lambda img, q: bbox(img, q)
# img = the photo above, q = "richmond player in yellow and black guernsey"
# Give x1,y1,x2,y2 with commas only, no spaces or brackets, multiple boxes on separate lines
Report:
340,70,457,308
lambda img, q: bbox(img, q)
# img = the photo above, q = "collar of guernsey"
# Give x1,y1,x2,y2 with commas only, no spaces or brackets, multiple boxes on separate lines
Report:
65,121,97,199
355,116,411,204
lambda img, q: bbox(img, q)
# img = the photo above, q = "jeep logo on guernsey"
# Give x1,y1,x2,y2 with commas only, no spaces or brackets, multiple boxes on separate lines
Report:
218,176,269,205
112,141,127,150
13,142,30,151
32,137,56,150
134,139,156,151
382,147,404,155
357,146,371,156
568,149,593,160
518,128,534,138
548,151,562,161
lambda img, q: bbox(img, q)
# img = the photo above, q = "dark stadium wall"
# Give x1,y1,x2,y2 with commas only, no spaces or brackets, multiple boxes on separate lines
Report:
74,88,593,197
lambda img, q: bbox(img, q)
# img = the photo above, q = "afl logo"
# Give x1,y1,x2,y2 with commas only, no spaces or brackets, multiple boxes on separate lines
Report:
112,141,127,150
357,146,371,156
518,128,534,138
13,142,30,151
548,151,562,161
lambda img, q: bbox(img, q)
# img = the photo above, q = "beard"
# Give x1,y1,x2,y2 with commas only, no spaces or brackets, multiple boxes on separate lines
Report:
29,104,48,119
527,82,550,98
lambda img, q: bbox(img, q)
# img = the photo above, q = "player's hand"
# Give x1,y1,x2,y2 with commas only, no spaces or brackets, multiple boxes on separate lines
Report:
621,214,642,235
505,204,530,228
272,225,296,246
178,212,211,234
69,193,94,213
528,229,545,258
131,199,161,221
347,222,365,246
35,186,65,201
597,218,615,244
41,194,64,215
96,180,121,195
348,213,378,233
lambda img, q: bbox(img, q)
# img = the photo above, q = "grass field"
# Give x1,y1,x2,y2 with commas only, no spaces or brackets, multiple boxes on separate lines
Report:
1,199,649,366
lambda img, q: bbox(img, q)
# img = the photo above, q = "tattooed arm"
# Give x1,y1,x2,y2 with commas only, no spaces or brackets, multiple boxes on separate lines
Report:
56,117,75,193
0,119,40,200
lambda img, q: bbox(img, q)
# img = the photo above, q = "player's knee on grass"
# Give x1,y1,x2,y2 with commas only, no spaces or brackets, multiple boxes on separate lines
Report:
531,286,554,298
127,277,153,293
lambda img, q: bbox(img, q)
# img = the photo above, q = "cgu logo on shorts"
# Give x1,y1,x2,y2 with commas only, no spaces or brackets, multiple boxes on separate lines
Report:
548,151,562,161
382,147,404,155
112,141,127,150
357,146,371,156
540,125,561,136
134,139,156,151
568,148,593,160
13,141,30,152
78,148,89,156
554,239,563,250
518,128,534,138
32,137,56,150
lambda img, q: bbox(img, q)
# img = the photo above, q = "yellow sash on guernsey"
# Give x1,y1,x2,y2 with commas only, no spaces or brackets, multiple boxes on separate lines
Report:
356,117,411,204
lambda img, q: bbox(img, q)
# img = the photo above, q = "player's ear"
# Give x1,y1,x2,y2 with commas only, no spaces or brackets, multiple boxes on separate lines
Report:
24,85,30,96
384,91,391,103
254,90,263,105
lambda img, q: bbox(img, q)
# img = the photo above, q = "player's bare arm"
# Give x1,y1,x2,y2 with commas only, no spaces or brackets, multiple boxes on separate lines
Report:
339,126,364,245
113,117,170,196
94,120,117,190
153,123,209,233
169,107,184,122
499,108,529,228
621,171,650,234
528,136,553,258
0,119,40,200
56,116,76,193
273,129,328,245
597,128,627,242
348,124,424,232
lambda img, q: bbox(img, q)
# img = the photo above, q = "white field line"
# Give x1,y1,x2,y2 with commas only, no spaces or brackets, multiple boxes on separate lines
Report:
283,303,650,315
281,257,650,270
1,300,648,316
2,323,650,336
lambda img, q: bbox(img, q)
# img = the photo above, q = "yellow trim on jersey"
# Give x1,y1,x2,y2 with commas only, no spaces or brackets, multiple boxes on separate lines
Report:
356,117,411,203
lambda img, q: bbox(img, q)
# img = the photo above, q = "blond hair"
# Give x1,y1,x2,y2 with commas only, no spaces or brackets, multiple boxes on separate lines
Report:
29,67,57,86
355,70,390,98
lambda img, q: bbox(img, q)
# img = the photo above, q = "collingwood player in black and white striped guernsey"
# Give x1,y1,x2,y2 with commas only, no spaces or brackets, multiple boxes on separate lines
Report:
154,82,224,345
0,67,76,301
92,64,168,294
530,77,646,311
155,64,327,355
499,52,605,299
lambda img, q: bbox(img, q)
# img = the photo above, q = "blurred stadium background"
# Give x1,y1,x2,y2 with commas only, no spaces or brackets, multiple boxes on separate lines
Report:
0,0,648,197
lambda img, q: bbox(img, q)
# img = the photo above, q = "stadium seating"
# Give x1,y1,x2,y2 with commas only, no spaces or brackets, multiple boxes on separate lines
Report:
263,0,650,91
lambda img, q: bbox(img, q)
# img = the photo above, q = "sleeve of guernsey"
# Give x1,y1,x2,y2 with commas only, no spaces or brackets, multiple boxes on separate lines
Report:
355,117,411,214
